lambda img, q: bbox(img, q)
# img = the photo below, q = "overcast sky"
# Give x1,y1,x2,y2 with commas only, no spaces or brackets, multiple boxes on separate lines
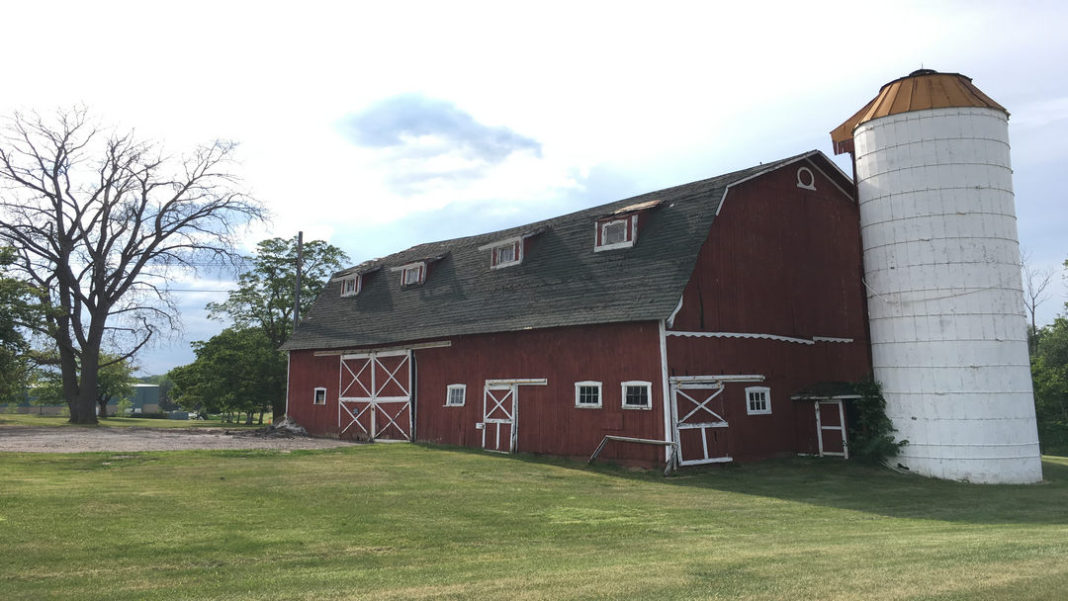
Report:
3,1,1066,376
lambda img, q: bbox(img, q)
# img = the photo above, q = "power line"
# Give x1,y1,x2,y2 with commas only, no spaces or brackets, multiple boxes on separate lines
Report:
165,289,233,293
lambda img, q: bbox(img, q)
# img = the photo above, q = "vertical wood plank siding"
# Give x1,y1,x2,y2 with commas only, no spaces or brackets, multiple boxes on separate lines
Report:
286,351,347,437
667,163,870,461
288,321,665,465
415,321,665,465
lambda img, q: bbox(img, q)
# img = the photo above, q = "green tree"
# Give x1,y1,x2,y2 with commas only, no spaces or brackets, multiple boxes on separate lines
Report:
168,328,285,424
206,236,347,419
0,247,37,399
167,363,211,417
0,108,264,424
95,355,135,418
1032,316,1068,423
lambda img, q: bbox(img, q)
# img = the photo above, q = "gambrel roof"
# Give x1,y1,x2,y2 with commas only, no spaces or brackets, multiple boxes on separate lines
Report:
282,150,851,351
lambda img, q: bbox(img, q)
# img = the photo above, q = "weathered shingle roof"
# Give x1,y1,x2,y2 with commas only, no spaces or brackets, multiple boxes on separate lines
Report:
282,151,840,351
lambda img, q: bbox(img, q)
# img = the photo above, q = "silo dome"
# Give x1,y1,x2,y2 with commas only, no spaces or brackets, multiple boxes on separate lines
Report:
831,70,1043,484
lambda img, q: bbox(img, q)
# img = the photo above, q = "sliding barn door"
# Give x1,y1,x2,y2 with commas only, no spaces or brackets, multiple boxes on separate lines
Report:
338,350,412,440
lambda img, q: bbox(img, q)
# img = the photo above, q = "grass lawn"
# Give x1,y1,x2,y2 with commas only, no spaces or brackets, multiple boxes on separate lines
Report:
0,445,1066,601
0,413,261,429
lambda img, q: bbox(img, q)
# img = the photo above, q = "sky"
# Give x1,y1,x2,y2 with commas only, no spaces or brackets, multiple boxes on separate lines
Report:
2,1,1066,376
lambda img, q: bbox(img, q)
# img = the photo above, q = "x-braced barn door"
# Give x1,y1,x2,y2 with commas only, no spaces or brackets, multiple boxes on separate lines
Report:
671,381,732,465
338,350,412,440
482,384,517,453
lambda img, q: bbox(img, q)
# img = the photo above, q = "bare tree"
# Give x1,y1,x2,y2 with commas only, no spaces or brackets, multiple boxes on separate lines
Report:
1022,249,1055,354
0,108,265,423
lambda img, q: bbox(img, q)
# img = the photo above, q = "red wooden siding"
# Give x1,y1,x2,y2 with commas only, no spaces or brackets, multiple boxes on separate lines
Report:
666,162,870,461
286,351,345,436
414,321,664,465
667,336,868,460
671,163,868,343
287,321,667,465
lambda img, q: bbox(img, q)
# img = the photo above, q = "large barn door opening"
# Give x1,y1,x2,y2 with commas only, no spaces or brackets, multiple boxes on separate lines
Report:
338,350,412,441
671,381,732,465
482,384,517,453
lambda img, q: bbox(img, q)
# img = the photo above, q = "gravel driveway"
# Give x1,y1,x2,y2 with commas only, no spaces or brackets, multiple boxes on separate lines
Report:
0,426,359,453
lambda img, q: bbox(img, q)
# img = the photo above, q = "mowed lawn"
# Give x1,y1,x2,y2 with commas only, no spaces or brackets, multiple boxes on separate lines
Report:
1,444,1066,601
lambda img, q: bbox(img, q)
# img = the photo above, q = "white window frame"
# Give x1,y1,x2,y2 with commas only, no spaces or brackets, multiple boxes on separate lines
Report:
313,387,327,405
745,386,772,415
491,240,522,269
621,381,652,410
594,215,638,252
445,384,466,407
340,274,361,297
399,262,425,287
574,381,603,409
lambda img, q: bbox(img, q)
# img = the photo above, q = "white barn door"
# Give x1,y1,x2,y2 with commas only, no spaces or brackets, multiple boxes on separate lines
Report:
671,381,732,466
482,384,517,453
338,350,412,440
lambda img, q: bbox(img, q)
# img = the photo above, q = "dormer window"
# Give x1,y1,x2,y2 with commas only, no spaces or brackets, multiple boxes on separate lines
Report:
595,215,637,251
478,235,529,269
340,274,361,297
477,228,547,271
390,258,439,287
491,240,522,269
603,220,628,245
494,243,516,265
401,262,425,287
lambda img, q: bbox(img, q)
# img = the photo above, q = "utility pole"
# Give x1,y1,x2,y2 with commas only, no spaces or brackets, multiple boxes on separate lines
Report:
293,231,303,331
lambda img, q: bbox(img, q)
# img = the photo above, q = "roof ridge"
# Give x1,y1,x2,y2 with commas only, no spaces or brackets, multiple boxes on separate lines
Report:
335,152,821,276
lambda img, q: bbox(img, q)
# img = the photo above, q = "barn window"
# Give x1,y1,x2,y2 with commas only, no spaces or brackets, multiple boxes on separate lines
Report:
313,387,327,405
340,274,361,297
745,386,771,415
595,215,637,251
575,381,602,408
622,381,652,410
401,263,425,287
446,384,466,407
491,240,522,269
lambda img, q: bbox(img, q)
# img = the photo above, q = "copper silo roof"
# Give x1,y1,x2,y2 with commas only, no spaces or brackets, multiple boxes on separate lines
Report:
830,69,1007,154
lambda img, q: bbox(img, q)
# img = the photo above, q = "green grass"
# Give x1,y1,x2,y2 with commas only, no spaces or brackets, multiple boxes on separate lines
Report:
0,445,1066,600
0,413,261,429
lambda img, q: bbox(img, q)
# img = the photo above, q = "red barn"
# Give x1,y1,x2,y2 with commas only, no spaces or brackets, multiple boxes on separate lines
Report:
281,150,870,469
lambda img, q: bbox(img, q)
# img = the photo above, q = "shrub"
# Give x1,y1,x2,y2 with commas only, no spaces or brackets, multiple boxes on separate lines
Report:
849,379,907,464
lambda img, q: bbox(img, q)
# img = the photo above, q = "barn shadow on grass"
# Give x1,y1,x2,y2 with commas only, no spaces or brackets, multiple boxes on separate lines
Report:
424,443,1068,526
656,455,1068,526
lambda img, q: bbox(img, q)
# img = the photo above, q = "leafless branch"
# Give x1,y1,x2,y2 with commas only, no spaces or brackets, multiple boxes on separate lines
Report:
0,107,266,422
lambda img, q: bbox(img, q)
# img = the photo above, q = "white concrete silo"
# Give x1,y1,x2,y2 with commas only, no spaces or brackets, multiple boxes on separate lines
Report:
831,70,1042,484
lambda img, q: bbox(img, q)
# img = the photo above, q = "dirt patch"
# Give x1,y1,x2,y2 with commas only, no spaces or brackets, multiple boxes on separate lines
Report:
0,426,359,453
